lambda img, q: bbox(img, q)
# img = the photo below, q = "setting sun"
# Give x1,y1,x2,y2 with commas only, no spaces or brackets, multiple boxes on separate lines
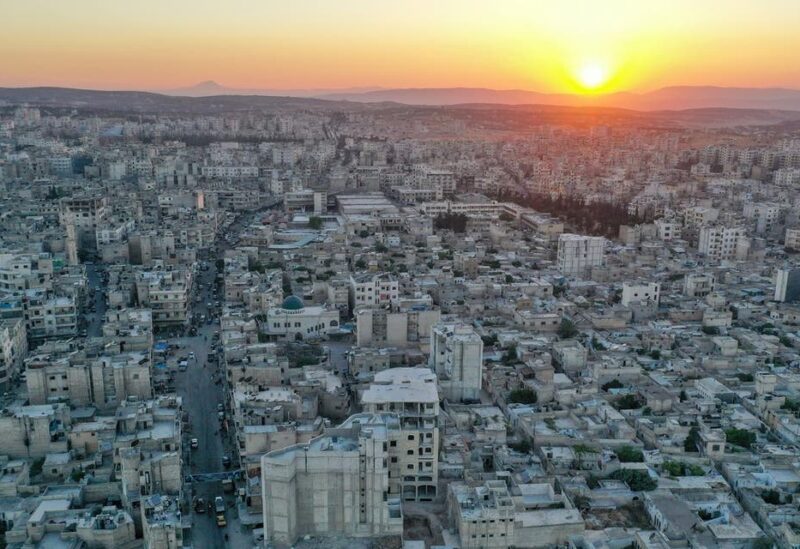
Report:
576,63,609,91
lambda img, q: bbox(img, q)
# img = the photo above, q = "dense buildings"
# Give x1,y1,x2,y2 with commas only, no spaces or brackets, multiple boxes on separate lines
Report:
1,92,800,549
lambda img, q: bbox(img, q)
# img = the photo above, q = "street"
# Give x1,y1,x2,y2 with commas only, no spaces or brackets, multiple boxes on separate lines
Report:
85,263,107,337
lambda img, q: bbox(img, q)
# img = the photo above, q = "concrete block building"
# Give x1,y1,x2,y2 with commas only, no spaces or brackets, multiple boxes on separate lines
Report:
261,413,403,546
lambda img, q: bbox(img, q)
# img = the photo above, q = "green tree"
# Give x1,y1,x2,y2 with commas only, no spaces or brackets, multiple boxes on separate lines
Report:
725,428,756,449
609,469,657,491
614,394,642,410
601,379,624,392
615,446,644,463
308,216,323,230
684,426,701,452
663,461,705,476
508,388,537,404
557,318,578,339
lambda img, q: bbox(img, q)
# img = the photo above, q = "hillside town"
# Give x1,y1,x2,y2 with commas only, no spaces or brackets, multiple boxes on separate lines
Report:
1,100,800,549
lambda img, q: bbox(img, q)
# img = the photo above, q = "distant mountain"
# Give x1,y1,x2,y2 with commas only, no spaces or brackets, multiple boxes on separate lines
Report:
3,86,800,128
0,86,355,113
161,81,384,98
319,85,800,112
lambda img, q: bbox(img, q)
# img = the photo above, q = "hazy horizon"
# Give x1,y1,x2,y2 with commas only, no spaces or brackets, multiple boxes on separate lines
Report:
3,0,800,94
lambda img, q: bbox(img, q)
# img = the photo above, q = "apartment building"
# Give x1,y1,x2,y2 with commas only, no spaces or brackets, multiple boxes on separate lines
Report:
447,481,516,549
684,273,716,297
362,368,440,501
22,292,78,341
744,202,781,234
786,228,800,251
25,349,152,408
261,413,404,545
698,226,750,260
0,253,56,292
683,206,719,227
556,234,605,276
621,282,661,307
349,273,399,309
775,267,800,303
430,323,484,402
0,318,27,390
135,269,191,328
355,302,440,351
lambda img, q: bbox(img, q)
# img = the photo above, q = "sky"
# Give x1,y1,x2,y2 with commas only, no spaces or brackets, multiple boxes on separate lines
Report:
1,0,799,94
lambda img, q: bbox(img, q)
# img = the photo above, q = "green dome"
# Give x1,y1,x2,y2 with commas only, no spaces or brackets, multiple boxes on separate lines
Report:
281,296,305,310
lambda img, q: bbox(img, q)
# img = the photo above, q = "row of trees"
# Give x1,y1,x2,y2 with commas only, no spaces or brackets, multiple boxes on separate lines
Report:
495,191,643,238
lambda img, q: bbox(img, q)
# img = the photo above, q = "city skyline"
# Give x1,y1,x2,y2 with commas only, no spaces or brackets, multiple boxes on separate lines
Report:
2,0,800,94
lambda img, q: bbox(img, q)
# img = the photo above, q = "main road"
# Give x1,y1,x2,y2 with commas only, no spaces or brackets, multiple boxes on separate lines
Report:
177,208,267,548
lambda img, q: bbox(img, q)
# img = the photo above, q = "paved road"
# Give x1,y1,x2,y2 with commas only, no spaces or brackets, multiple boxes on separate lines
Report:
178,213,263,548
173,260,238,548
85,263,106,337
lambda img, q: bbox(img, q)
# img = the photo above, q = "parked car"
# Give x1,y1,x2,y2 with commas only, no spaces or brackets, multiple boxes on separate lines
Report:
190,438,199,449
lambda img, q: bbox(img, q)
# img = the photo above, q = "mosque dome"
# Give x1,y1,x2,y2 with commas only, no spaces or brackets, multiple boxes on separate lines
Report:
281,295,305,310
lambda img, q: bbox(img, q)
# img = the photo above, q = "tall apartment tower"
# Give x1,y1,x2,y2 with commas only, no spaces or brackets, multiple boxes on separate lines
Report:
361,368,439,501
556,234,605,276
260,413,403,546
430,323,483,402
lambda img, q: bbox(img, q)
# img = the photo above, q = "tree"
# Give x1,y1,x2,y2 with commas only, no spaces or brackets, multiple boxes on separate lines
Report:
601,379,624,392
502,344,518,364
557,318,578,339
725,428,756,449
354,259,366,270
684,426,701,452
509,439,531,453
616,446,644,463
614,394,642,410
508,388,537,404
663,461,704,477
434,213,468,233
610,469,657,491
308,216,323,230
761,489,781,505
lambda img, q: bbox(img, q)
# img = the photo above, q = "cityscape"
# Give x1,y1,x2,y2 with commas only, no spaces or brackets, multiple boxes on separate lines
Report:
2,1,800,549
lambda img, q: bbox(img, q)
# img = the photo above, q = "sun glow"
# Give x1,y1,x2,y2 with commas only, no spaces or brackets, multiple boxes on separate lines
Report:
576,62,609,91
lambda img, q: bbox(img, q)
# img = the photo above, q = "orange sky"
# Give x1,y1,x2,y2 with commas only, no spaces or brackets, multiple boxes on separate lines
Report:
1,0,798,93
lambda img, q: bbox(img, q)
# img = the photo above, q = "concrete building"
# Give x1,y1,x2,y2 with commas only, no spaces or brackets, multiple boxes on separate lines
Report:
135,269,191,328
355,302,440,351
684,273,716,297
25,350,152,408
260,413,404,546
361,368,440,501
556,234,605,276
430,323,483,402
349,273,399,309
448,481,516,549
785,228,800,251
0,318,26,390
775,267,800,303
141,494,185,549
698,226,750,261
621,282,661,307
